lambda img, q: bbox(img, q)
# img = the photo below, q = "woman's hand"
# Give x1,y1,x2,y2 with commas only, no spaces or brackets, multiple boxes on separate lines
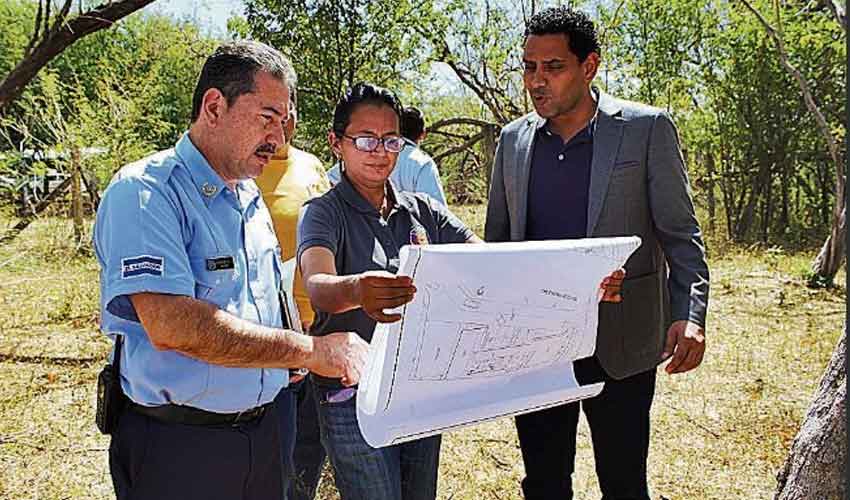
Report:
355,270,417,322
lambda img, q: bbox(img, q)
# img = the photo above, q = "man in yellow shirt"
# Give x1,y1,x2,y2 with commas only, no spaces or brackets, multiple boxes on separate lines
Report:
257,100,329,329
256,89,330,500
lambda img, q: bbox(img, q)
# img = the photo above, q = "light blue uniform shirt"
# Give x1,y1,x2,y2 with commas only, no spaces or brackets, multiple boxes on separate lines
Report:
94,133,287,413
327,139,447,205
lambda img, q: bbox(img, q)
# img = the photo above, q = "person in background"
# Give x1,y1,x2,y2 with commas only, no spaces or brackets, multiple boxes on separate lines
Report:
327,105,447,205
255,86,331,500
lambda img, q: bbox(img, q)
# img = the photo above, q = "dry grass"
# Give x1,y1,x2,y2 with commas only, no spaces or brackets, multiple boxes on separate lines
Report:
0,211,844,500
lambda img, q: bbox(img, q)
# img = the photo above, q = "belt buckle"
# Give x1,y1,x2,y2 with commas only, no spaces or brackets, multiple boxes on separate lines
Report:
231,405,263,427
231,408,252,427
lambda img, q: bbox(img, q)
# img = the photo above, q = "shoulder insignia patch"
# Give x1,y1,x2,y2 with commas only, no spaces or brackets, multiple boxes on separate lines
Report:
121,255,164,279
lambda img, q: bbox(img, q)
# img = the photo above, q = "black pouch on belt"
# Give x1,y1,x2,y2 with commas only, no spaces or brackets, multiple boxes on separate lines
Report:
95,335,126,435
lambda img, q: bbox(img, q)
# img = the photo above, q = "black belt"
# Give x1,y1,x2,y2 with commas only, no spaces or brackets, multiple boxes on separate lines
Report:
128,401,271,426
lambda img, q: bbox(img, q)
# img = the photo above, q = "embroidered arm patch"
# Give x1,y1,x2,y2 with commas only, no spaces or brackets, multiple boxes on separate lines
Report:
121,255,165,279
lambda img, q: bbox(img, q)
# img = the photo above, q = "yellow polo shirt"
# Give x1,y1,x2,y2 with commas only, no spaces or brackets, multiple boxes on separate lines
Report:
256,144,330,328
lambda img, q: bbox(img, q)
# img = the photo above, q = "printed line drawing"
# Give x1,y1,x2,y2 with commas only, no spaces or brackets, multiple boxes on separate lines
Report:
409,283,591,381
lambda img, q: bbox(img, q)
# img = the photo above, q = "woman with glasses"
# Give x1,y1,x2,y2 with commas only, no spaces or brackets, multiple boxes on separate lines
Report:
296,82,624,500
295,82,476,500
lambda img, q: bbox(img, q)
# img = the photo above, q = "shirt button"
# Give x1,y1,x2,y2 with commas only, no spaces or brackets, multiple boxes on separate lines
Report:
558,154,564,161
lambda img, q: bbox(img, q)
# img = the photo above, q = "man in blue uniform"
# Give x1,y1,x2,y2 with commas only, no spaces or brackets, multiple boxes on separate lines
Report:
94,40,369,500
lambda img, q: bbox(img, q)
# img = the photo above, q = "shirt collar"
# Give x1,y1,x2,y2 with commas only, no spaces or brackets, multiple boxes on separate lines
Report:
336,171,402,216
175,132,260,207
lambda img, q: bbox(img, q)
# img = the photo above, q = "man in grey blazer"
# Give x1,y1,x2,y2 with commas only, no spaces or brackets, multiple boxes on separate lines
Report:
484,7,709,500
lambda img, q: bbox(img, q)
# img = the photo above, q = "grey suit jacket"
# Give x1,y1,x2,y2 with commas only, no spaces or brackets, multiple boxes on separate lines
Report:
484,90,709,379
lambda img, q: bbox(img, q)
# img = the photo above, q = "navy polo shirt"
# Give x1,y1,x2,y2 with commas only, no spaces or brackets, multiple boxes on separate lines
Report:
297,174,473,385
526,119,595,240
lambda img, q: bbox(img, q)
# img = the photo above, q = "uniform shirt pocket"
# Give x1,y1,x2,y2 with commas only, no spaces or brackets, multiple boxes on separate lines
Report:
188,255,239,306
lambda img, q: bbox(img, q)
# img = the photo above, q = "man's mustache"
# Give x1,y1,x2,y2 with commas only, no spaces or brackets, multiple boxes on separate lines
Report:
255,144,276,154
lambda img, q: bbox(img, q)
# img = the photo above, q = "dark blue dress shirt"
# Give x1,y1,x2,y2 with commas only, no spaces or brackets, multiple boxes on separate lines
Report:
526,120,595,240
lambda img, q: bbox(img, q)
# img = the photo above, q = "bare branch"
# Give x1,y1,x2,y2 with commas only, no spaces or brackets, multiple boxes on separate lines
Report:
414,23,508,123
739,0,842,178
430,117,499,130
51,1,74,40
0,0,157,112
428,129,473,140
24,1,45,58
433,130,486,163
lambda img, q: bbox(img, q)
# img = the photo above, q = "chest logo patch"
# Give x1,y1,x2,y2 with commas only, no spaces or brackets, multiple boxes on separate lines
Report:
205,256,235,271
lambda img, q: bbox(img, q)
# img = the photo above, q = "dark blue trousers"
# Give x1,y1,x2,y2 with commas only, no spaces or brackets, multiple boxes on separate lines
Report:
515,361,657,500
277,377,328,500
312,382,441,500
110,403,286,500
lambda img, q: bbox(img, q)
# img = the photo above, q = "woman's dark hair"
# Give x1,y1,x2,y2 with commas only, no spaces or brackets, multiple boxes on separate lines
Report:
332,83,404,137
524,6,600,62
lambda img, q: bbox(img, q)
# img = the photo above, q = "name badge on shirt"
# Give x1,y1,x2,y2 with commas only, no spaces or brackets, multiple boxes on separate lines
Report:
205,256,235,271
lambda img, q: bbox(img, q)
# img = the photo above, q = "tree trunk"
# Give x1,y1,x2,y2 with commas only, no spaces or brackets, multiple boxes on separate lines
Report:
810,205,846,287
81,170,101,212
734,159,772,240
780,160,789,231
70,147,84,244
482,124,498,190
774,329,847,499
706,152,716,235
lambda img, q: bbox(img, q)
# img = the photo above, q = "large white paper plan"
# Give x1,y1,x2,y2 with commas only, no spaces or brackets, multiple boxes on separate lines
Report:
356,236,642,447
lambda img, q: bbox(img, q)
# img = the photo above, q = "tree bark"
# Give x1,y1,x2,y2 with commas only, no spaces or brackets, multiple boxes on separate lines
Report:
774,329,847,500
0,0,157,113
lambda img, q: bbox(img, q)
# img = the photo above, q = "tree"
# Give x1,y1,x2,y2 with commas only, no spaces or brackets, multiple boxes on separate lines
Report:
739,0,845,286
412,0,528,201
0,6,214,244
0,0,157,113
243,0,437,157
1,71,156,246
774,328,846,499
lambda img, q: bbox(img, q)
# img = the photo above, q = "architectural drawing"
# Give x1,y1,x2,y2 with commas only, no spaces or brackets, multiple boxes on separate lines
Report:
409,282,591,381
357,236,642,447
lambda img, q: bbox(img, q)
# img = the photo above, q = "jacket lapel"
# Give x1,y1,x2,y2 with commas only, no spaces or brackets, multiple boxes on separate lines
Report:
514,114,540,240
587,91,624,236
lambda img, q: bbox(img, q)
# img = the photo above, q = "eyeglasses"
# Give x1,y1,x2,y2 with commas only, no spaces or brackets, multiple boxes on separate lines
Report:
342,134,405,153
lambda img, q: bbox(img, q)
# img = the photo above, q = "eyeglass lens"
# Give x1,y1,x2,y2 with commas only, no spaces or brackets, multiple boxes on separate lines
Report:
352,136,404,153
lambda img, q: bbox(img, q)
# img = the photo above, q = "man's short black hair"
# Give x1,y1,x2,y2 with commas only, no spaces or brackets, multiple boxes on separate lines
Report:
524,6,601,61
400,106,426,142
191,40,296,122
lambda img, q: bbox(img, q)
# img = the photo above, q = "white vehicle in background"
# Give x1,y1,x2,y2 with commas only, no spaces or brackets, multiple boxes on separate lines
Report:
0,147,105,216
